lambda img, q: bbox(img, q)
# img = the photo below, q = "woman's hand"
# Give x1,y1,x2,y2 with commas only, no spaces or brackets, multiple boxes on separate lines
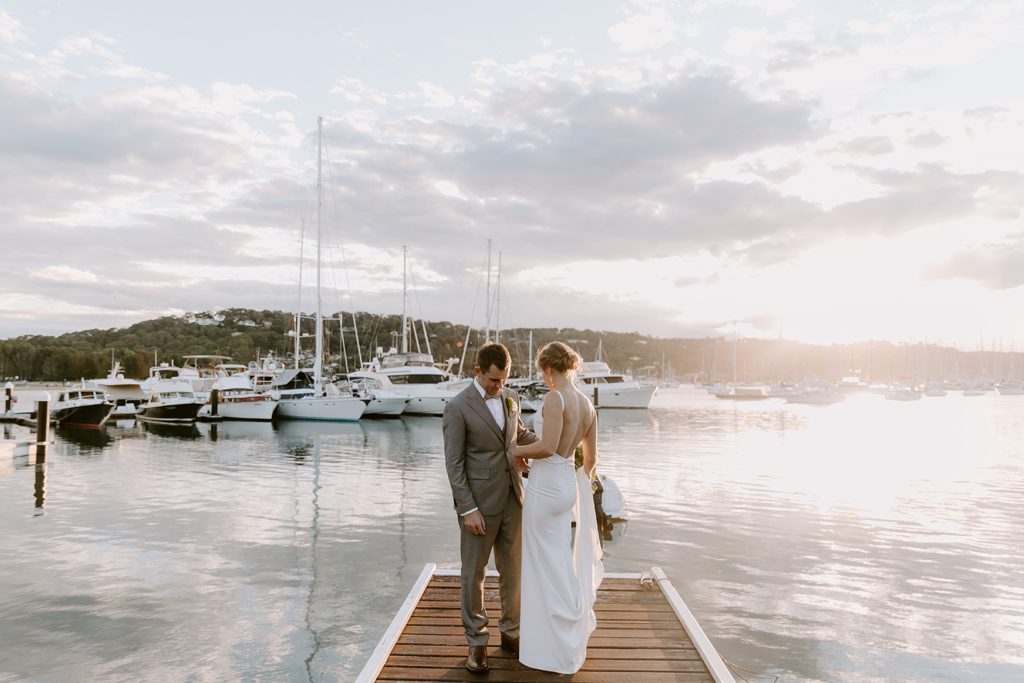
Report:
514,455,531,474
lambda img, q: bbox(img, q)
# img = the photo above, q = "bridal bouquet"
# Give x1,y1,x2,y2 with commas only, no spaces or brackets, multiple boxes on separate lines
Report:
573,445,600,493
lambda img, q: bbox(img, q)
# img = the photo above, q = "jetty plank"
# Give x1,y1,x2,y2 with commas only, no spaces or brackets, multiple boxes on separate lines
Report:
356,568,734,683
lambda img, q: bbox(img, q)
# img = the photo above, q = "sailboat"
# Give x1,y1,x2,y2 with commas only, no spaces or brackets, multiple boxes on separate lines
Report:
276,117,366,422
714,324,770,401
350,246,456,416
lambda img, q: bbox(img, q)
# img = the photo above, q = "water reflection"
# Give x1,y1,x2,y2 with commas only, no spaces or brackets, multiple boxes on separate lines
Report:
140,421,201,440
3,391,1023,681
33,459,45,513
57,426,114,452
208,421,275,442
272,420,364,441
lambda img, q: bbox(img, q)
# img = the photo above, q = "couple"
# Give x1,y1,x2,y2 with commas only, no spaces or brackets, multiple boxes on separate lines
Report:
443,341,604,675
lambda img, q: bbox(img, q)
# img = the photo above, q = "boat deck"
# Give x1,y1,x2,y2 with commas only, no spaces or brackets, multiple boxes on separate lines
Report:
357,565,734,682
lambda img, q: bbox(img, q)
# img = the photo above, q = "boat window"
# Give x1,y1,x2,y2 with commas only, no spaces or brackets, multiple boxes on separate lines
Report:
605,376,625,383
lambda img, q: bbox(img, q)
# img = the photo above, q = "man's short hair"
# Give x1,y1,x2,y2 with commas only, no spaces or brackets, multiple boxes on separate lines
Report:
476,342,511,372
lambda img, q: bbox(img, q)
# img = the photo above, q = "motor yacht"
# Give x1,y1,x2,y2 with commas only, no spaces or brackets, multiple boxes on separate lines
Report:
197,365,278,421
350,349,457,416
575,361,657,409
88,362,146,418
51,387,114,429
332,374,407,418
136,379,205,423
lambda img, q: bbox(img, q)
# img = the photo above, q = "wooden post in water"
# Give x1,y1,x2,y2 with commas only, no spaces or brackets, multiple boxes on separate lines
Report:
34,395,48,511
36,396,50,454
210,389,220,417
3,382,12,413
593,386,599,408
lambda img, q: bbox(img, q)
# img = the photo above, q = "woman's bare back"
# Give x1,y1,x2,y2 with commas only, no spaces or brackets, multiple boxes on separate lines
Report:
552,387,596,457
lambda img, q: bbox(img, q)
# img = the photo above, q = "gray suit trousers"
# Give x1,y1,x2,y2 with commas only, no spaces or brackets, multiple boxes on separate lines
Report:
459,485,521,646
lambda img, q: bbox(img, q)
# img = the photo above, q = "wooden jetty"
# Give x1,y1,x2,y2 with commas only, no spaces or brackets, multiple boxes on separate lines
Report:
357,564,734,683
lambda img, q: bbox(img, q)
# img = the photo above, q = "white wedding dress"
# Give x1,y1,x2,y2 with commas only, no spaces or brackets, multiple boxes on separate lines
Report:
519,391,604,674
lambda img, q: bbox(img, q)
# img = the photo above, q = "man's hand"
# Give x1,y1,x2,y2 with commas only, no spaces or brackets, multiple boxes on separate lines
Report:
463,510,486,536
514,456,530,474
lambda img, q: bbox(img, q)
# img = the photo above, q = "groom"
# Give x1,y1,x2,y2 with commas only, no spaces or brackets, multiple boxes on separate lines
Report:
443,342,537,673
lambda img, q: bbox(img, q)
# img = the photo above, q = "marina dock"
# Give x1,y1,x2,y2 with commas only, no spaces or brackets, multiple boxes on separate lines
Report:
357,564,734,682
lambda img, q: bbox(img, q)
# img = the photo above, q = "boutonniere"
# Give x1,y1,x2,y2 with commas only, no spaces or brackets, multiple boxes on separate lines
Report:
506,396,516,414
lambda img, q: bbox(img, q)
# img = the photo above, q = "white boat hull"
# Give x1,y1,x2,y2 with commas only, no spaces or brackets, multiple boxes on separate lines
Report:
362,397,408,417
401,395,450,416
276,396,365,421
520,398,542,413
199,399,278,421
137,398,204,423
785,393,845,405
581,384,657,409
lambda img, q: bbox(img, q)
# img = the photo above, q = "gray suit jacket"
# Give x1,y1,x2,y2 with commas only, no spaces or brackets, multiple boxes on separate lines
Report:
443,382,537,516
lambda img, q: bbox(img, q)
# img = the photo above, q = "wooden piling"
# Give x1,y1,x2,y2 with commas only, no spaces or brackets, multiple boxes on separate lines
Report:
35,397,50,456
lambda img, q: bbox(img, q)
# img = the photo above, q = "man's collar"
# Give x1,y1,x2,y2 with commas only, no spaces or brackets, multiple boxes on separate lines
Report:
474,378,498,400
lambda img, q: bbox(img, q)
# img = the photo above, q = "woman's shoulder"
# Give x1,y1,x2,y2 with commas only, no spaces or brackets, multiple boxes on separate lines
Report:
543,389,564,406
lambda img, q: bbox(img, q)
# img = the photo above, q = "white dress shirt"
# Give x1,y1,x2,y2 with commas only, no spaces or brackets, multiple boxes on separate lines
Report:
477,378,506,431
461,379,506,517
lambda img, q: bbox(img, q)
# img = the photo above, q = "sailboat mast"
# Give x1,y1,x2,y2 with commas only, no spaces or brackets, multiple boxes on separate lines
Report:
313,116,324,388
528,330,534,379
295,219,305,370
732,321,738,384
495,251,502,343
485,238,492,343
401,245,409,354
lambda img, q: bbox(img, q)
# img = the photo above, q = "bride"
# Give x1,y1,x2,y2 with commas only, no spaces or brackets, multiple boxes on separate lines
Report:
513,341,604,674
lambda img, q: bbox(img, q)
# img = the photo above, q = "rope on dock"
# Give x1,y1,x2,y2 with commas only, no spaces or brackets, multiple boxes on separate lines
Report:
723,659,780,683
640,569,779,682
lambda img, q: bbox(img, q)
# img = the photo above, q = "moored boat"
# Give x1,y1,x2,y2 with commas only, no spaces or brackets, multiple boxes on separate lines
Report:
198,369,278,421
52,387,114,429
136,380,204,423
575,361,657,409
351,350,456,416
714,384,771,401
87,362,146,418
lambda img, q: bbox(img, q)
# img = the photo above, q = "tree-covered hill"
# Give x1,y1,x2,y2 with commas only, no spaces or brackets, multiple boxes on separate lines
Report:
1,308,1020,385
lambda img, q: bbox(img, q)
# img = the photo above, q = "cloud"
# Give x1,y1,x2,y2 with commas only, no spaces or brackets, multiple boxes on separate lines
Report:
3,5,1023,344
608,1,681,52
906,130,945,148
926,239,1024,290
0,8,27,44
829,164,1024,234
843,136,895,156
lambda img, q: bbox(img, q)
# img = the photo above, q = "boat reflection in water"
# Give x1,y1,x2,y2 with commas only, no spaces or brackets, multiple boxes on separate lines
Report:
207,421,275,442
140,420,202,440
272,419,364,442
56,426,114,452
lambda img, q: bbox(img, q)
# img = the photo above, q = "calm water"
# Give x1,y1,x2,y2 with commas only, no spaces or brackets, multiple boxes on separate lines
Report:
1,388,1022,682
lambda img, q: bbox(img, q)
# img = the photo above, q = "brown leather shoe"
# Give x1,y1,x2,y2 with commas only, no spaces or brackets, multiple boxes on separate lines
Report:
466,645,489,673
500,634,519,654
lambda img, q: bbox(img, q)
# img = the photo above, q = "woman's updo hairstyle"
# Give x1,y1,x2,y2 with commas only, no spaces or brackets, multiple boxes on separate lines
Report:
536,341,581,375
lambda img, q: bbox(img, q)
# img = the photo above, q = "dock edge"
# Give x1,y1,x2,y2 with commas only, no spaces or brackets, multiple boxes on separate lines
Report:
651,565,735,683
355,562,437,683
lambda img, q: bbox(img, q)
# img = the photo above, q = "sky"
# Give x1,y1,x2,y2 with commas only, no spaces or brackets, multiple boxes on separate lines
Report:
1,0,1022,348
